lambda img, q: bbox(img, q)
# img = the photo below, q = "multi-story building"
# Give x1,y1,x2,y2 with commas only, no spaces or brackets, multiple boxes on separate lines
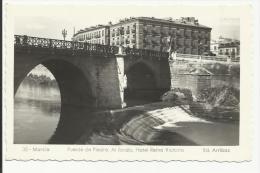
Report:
218,42,240,58
72,17,212,55
72,25,110,45
210,36,240,57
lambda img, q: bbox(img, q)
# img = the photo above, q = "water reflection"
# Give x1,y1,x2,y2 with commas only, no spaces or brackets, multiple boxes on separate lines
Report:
14,82,61,144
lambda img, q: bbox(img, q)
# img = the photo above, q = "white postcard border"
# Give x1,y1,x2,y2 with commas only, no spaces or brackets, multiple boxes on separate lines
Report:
3,3,253,161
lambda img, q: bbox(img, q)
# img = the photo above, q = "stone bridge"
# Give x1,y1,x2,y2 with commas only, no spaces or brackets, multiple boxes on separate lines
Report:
14,35,172,110
14,35,239,109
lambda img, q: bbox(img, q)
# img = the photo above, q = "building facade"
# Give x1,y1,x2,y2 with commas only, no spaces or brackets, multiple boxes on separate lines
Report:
218,42,240,58
72,17,212,55
72,25,110,45
210,36,240,58
109,17,211,54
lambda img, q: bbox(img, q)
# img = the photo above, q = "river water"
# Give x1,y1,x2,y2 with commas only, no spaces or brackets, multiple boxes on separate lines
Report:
14,82,61,144
14,81,239,145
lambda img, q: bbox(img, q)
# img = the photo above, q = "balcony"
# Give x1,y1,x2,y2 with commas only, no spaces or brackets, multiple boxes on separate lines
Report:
151,30,159,36
125,39,130,44
199,32,205,39
143,29,149,35
192,40,198,47
192,31,199,39
161,41,168,46
185,39,192,47
151,40,159,46
160,31,167,37
125,29,130,34
185,48,191,54
177,30,184,37
177,38,184,46
185,30,192,38
143,39,150,46
200,39,206,44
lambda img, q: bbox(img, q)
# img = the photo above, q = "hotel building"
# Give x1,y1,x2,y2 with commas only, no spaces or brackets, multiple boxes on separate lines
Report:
72,17,212,55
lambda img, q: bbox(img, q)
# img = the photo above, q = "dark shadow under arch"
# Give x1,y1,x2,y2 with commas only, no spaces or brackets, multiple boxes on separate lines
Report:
124,62,160,106
126,62,157,90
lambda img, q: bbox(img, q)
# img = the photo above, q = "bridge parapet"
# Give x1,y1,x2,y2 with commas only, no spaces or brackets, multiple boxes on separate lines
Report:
122,47,169,59
14,35,119,57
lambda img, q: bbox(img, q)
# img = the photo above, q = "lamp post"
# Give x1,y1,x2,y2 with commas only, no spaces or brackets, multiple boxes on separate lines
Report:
62,29,67,41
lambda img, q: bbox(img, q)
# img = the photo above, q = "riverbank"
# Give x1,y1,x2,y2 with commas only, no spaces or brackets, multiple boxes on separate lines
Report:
76,101,239,146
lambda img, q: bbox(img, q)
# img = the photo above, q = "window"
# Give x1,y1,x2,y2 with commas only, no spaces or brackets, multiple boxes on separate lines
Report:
102,30,104,36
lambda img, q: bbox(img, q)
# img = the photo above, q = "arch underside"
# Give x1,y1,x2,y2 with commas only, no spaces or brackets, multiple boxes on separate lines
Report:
124,62,162,105
14,57,96,144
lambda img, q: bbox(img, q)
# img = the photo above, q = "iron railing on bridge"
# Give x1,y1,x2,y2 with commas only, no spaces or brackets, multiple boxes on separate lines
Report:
14,35,169,59
14,35,119,56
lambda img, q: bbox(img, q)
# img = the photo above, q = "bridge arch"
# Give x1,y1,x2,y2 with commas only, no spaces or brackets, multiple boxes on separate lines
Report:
14,55,97,143
125,61,158,91
15,58,95,108
124,61,162,106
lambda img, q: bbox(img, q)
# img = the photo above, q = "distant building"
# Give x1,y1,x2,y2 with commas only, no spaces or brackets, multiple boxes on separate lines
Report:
218,42,240,58
210,36,240,57
72,25,110,45
72,17,212,55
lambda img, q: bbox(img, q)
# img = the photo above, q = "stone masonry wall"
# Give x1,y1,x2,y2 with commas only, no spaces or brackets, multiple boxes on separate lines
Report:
94,57,124,109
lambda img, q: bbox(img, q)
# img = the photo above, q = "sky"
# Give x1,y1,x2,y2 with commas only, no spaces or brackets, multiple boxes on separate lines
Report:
14,5,240,41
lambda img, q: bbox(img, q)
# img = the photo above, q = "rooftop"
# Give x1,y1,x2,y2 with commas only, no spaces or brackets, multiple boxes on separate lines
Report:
73,16,211,37
114,16,212,29
218,42,240,48
74,24,109,37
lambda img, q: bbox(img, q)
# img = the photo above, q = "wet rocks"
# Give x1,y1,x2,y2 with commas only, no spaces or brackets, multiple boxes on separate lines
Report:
161,88,193,105
191,86,240,120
